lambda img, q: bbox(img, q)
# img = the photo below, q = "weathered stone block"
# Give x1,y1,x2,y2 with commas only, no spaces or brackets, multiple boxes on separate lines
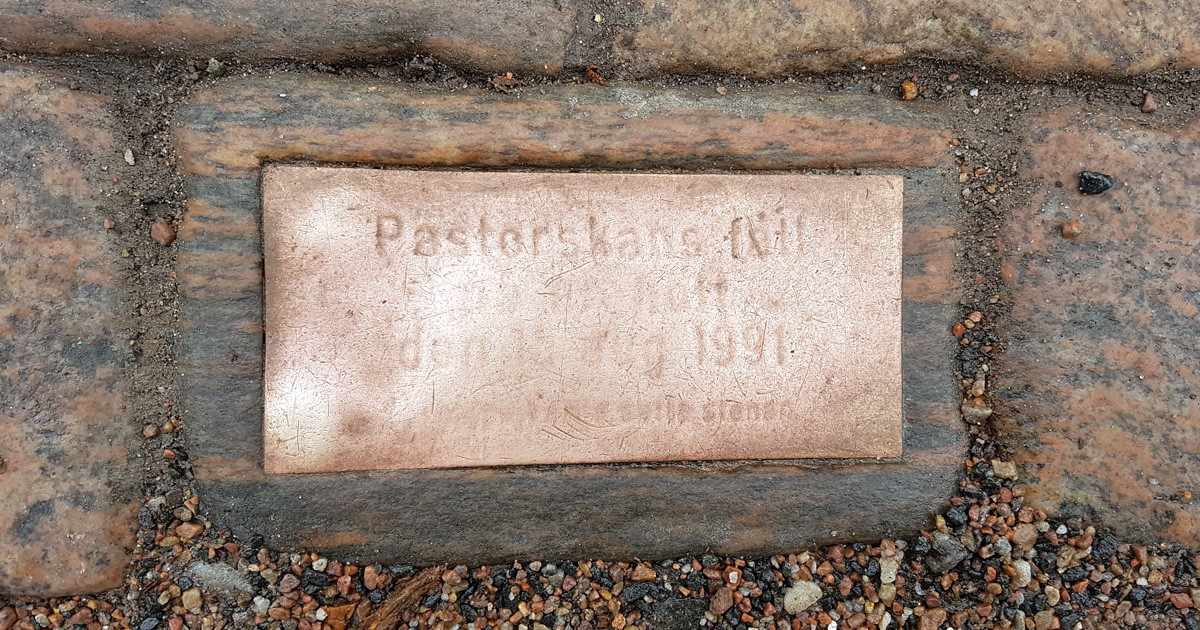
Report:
998,108,1200,545
601,0,1200,78
0,65,135,597
0,0,571,74
175,76,965,563
3,1,1196,78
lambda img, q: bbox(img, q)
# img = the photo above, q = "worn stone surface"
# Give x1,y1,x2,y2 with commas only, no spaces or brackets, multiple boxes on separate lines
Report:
997,108,1200,545
602,0,1200,78
3,1,1197,78
0,0,571,74
175,76,964,563
0,65,135,597
263,168,904,472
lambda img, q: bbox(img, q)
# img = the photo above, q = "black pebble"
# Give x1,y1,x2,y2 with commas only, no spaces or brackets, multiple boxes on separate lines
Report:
137,505,157,529
389,565,415,578
1079,171,1115,194
621,582,655,602
945,504,970,527
1091,536,1120,560
863,558,880,578
1061,565,1087,583
139,619,160,630
302,568,329,589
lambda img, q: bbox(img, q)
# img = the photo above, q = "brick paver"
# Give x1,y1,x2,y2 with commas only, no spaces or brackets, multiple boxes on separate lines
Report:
0,65,136,597
998,108,1200,545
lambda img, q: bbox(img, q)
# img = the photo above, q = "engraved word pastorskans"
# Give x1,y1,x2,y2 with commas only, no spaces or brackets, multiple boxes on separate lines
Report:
374,198,866,261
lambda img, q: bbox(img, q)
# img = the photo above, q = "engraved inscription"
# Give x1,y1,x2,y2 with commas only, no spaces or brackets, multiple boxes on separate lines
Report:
372,209,844,261
262,168,904,473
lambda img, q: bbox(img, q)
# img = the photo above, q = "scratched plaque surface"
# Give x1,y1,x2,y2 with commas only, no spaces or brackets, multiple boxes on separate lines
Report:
262,167,903,473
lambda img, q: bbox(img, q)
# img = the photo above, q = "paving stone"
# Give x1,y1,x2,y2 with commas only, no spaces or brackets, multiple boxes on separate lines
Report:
3,1,1197,78
998,108,1200,545
602,0,1200,78
0,0,572,74
175,75,964,563
0,65,136,597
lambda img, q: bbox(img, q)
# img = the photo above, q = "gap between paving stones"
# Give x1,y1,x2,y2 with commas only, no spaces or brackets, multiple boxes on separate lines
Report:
2,49,1200,630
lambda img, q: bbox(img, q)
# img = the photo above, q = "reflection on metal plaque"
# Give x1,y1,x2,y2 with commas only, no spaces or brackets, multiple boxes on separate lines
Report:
262,167,903,473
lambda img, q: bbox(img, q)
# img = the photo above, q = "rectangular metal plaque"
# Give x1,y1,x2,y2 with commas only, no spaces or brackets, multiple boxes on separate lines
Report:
262,167,903,473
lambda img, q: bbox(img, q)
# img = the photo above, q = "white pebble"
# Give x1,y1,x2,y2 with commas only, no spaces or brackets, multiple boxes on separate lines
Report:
124,149,135,165
880,557,900,584
970,88,980,97
783,580,823,613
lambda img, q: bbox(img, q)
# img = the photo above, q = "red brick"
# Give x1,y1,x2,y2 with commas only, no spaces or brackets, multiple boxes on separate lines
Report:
998,108,1200,545
0,65,136,597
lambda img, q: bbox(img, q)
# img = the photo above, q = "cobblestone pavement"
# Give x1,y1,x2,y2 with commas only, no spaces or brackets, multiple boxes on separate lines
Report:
2,2,1200,629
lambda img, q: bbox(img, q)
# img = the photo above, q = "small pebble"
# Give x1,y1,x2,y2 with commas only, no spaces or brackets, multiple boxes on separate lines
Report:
1141,91,1158,113
151,218,176,245
991,460,1018,480
901,82,918,101
784,581,822,613
176,521,204,539
1078,171,1115,194
879,557,899,584
1062,221,1083,238
181,587,202,612
961,402,993,424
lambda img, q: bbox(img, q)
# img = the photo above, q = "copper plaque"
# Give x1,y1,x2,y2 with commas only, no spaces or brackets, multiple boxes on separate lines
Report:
262,167,903,473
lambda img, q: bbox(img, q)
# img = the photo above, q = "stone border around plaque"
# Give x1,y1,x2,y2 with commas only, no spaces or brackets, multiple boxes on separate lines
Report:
175,76,964,563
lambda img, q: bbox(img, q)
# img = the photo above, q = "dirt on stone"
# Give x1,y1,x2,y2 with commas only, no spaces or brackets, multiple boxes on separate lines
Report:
2,43,1200,630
